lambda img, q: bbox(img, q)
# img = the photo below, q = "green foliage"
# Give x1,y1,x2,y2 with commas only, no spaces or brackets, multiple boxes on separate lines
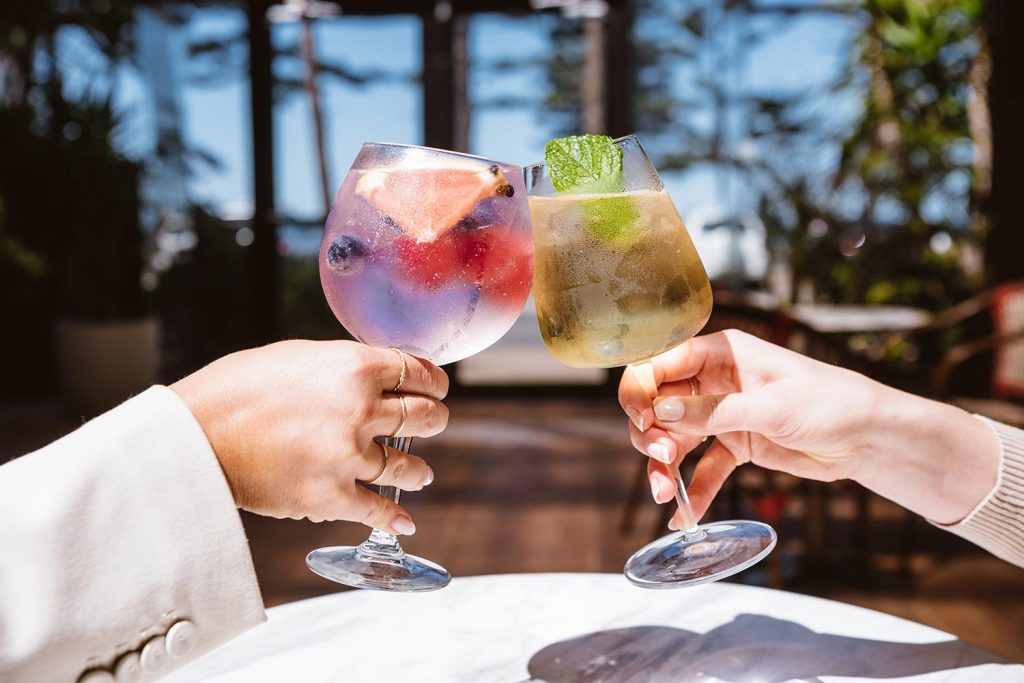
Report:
534,0,986,312
538,17,587,135
153,206,249,375
0,0,144,321
0,0,145,396
793,0,985,309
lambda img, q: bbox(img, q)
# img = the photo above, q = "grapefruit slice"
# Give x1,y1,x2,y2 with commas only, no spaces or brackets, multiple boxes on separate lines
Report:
356,164,510,243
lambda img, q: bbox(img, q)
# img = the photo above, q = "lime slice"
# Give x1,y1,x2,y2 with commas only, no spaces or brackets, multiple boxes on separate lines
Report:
581,194,641,247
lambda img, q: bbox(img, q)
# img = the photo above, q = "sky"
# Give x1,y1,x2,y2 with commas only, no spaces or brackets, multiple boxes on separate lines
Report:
96,3,856,257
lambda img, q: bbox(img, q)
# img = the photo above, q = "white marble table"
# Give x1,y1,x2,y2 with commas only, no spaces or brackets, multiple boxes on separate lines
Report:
166,573,1019,682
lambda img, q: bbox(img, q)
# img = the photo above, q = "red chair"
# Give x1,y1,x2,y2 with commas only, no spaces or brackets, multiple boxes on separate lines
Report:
933,280,1024,427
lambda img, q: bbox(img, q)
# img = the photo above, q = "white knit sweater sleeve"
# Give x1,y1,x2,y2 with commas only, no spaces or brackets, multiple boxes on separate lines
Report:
933,416,1024,568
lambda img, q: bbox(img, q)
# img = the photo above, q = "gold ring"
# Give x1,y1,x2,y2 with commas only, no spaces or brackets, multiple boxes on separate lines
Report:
389,347,407,393
389,394,407,438
362,442,388,484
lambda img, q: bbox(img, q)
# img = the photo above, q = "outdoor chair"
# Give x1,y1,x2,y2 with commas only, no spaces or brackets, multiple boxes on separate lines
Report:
863,280,1024,584
932,280,1024,428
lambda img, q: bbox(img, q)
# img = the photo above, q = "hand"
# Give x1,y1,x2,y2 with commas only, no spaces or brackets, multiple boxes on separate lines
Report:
619,329,999,527
171,340,449,535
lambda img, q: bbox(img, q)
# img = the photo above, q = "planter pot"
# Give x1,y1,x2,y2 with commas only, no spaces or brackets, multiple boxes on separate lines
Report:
56,317,161,417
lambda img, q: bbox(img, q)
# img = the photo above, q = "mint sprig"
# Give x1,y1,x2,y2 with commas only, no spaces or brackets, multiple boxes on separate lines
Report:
544,134,624,194
544,134,640,245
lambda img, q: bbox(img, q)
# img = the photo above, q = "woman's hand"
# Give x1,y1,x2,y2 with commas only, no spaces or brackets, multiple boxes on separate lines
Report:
171,340,449,536
619,329,1000,527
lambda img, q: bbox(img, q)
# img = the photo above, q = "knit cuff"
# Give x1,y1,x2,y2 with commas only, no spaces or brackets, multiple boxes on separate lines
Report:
933,415,1024,568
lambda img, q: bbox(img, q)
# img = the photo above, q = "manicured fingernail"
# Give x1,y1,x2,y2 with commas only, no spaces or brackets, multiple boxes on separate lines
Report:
625,406,646,432
646,441,672,464
424,467,434,486
650,476,663,502
392,515,416,536
654,398,683,422
668,516,680,531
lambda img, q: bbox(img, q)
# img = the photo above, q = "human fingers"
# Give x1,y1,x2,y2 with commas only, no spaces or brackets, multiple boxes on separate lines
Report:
354,442,434,491
629,422,706,467
650,329,801,391
652,388,786,438
666,439,742,530
619,367,656,433
647,458,678,505
636,427,712,505
346,484,418,535
629,423,676,464
370,394,449,438
620,329,760,431
647,330,749,387
360,345,449,400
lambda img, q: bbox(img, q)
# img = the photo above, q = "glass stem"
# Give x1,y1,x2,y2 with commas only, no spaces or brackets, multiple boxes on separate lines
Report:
356,435,413,560
670,465,702,536
628,360,703,538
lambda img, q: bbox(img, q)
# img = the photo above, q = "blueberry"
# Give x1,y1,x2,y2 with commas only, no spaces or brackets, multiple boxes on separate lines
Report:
325,236,366,275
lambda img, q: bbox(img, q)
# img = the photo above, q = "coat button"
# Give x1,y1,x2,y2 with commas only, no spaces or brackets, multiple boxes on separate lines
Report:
114,652,142,682
165,620,198,658
140,636,168,673
77,671,115,683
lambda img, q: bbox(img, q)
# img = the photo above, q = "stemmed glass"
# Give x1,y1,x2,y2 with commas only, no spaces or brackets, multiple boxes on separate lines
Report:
308,142,534,591
526,134,776,587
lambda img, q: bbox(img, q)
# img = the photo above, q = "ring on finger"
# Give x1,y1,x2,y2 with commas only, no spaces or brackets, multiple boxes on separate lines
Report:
389,347,407,393
389,393,408,438
360,441,389,484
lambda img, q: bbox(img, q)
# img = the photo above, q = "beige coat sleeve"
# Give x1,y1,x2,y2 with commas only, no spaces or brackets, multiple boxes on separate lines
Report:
0,386,266,682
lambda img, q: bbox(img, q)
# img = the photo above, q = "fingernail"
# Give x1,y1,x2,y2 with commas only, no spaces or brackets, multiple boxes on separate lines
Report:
654,398,684,422
625,406,646,432
668,517,680,531
650,476,663,502
646,441,672,464
392,515,416,536
424,467,434,486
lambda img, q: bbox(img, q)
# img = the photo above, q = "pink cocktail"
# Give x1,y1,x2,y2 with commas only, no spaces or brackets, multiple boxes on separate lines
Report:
308,142,533,592
320,144,533,365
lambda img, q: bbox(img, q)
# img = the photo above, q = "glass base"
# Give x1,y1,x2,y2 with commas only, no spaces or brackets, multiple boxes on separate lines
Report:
306,544,451,592
624,519,777,589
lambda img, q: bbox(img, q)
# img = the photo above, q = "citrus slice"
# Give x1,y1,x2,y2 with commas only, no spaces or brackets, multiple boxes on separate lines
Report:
356,164,510,243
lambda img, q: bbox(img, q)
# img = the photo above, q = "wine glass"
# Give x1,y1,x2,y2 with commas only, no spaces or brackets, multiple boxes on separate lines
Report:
526,134,776,588
308,142,534,591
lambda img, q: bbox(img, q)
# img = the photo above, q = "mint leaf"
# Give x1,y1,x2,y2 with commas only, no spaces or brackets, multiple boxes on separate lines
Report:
544,134,623,193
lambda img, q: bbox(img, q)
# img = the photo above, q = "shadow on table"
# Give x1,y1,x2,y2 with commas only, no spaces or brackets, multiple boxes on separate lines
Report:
524,614,1005,683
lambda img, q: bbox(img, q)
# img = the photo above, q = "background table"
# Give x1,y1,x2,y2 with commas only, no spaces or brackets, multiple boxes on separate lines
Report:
787,304,932,334
166,573,1020,682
